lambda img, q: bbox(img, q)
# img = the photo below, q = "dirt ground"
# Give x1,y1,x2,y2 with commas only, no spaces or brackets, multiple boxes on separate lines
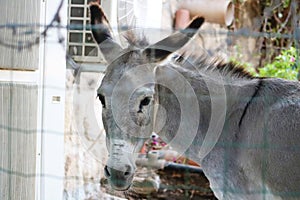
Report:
101,166,217,200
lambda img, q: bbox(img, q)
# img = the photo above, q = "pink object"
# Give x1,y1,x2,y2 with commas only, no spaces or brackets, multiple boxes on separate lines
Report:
290,57,295,62
175,9,191,29
178,0,234,26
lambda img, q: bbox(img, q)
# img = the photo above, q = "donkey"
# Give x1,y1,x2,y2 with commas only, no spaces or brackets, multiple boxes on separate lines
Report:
89,3,300,200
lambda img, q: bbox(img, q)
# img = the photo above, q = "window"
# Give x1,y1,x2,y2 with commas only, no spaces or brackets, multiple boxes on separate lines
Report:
67,0,104,63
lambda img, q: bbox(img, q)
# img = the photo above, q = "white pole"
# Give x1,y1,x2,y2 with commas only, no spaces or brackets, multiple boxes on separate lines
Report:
39,0,66,199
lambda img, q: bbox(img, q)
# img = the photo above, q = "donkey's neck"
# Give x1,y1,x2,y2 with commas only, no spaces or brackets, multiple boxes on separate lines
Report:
193,75,261,163
155,63,261,163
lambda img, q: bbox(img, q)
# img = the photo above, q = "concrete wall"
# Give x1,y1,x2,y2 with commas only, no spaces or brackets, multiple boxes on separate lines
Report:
64,70,108,199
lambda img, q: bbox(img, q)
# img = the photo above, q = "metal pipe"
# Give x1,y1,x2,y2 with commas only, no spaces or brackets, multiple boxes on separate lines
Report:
136,151,203,174
164,162,203,174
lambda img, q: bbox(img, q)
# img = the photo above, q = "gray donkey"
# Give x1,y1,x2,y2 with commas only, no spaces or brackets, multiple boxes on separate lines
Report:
89,3,300,200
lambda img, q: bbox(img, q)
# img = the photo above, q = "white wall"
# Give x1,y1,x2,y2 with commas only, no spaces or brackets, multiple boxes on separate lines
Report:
0,0,66,199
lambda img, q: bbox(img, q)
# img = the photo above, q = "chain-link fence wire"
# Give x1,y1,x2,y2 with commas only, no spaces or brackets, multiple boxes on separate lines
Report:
0,0,300,199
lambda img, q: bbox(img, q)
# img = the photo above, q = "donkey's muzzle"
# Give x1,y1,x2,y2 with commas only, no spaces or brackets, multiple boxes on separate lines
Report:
104,165,134,191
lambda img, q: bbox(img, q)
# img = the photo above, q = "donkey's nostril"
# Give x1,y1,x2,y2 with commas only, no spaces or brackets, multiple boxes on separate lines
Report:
124,171,130,176
104,166,110,177
105,165,133,179
124,165,132,177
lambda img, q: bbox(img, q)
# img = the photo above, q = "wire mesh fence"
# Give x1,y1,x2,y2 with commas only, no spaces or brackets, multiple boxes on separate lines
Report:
0,0,300,199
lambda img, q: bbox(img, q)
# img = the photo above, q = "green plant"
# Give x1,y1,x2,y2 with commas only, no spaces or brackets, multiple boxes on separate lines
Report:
283,0,291,8
230,46,299,80
258,47,299,80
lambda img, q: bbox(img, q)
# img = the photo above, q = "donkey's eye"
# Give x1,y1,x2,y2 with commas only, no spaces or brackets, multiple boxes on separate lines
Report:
97,93,106,108
138,97,151,113
141,97,151,106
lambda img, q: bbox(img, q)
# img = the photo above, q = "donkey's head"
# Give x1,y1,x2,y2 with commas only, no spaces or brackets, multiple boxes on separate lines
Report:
89,3,204,190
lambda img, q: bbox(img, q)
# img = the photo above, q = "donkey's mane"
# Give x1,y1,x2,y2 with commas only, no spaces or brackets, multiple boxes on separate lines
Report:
174,52,255,80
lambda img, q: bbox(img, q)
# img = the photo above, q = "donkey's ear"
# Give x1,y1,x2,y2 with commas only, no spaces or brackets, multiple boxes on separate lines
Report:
89,3,123,63
143,17,205,61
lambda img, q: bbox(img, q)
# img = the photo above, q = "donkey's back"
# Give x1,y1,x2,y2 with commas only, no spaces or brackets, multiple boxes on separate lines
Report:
253,78,300,196
207,77,300,199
